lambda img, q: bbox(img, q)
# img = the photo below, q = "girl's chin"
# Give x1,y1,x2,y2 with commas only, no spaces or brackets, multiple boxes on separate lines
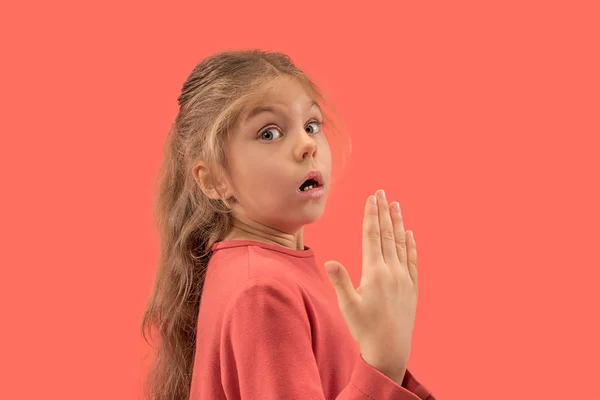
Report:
298,208,326,224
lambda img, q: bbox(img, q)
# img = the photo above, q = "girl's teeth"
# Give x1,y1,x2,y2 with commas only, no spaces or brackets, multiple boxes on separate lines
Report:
303,185,314,191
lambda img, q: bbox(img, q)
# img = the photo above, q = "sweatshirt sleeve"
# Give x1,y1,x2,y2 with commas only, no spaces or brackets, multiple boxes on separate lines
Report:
402,369,436,400
220,277,432,400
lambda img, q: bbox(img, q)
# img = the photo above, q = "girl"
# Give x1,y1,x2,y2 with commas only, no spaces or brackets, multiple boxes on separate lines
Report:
142,50,435,400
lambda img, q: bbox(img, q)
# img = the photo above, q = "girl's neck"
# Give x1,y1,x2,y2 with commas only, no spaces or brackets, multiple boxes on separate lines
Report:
222,220,304,251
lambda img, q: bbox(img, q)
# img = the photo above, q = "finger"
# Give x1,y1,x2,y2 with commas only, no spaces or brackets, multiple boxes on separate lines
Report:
406,230,419,285
324,261,361,310
376,190,397,266
390,201,408,270
362,194,382,274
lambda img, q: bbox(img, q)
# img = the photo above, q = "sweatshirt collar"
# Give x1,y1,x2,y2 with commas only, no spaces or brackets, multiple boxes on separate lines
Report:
211,239,315,258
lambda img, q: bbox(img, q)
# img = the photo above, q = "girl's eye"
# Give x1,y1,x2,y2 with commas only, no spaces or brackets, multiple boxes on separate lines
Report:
259,127,282,141
259,121,322,141
305,121,322,134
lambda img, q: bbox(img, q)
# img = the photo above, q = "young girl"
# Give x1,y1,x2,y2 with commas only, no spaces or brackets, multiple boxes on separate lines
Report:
142,50,435,400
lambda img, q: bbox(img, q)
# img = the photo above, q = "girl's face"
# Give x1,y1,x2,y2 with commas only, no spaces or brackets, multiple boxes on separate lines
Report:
223,76,332,235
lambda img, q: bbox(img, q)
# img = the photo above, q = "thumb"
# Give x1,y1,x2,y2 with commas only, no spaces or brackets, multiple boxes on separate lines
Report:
324,261,357,309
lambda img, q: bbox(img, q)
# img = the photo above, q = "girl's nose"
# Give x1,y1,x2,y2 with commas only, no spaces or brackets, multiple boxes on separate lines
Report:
295,131,318,161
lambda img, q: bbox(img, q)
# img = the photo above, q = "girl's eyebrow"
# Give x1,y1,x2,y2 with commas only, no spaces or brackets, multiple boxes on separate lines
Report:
245,100,322,122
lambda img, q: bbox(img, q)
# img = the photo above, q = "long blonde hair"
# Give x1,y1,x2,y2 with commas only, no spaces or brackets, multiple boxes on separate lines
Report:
141,49,349,400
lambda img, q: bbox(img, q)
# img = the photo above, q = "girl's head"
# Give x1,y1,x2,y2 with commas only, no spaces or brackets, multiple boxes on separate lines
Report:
193,72,332,237
142,50,348,400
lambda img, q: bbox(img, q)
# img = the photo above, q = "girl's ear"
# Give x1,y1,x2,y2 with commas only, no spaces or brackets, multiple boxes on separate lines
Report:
193,161,233,201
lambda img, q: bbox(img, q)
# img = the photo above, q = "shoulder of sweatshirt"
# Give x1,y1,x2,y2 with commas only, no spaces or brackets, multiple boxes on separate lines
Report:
222,275,306,319
208,244,307,295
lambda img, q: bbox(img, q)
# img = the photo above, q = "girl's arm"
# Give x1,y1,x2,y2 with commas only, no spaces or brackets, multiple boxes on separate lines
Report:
218,277,434,400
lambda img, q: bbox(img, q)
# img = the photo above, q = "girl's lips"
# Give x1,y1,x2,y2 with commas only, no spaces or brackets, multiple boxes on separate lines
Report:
298,170,324,189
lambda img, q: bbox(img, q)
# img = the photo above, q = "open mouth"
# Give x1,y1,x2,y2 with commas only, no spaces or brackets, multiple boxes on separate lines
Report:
298,178,323,192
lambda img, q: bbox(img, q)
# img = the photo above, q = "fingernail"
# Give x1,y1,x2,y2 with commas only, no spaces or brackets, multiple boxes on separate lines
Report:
392,202,400,213
378,190,386,200
369,195,376,205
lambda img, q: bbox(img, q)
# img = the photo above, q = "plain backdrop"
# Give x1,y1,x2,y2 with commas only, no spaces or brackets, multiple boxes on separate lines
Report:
1,1,599,399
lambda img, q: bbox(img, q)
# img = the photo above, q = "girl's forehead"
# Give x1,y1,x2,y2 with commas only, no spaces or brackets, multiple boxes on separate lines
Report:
231,77,319,131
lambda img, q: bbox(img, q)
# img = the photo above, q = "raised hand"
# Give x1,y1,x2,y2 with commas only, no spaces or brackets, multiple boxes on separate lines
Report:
324,190,419,384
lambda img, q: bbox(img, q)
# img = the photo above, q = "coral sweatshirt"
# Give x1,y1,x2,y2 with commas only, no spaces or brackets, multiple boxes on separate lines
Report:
189,240,435,400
